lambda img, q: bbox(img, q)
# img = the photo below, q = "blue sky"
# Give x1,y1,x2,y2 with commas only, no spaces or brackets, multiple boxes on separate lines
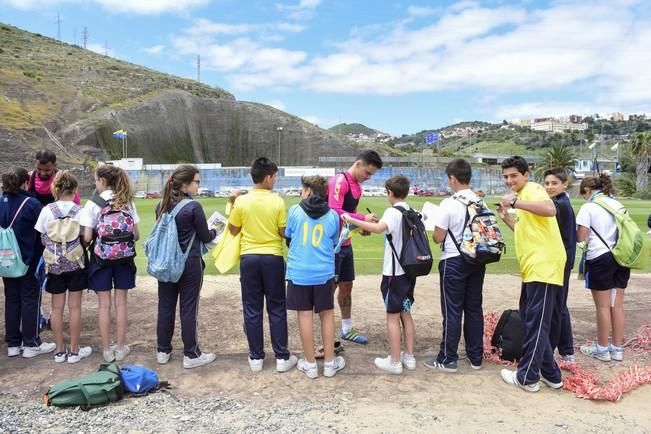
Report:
1,0,650,136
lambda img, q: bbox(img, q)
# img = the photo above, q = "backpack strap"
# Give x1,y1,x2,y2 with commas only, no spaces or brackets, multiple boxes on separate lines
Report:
445,195,472,255
48,202,64,219
589,226,612,251
386,205,408,277
169,199,197,255
8,197,31,229
588,197,623,251
90,190,108,208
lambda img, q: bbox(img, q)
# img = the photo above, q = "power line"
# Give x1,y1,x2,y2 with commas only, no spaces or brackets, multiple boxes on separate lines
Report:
197,54,201,83
54,12,63,41
82,26,88,49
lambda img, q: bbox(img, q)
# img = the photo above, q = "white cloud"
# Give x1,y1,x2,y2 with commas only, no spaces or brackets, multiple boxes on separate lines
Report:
0,0,209,14
266,100,286,111
276,0,321,20
406,5,436,17
86,42,115,57
186,19,254,36
143,44,165,54
299,114,320,125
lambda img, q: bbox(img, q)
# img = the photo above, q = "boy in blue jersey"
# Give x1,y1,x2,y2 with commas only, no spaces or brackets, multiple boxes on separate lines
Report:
286,175,345,378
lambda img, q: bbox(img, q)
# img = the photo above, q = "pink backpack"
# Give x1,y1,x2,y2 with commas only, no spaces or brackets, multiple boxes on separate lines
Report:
93,200,136,264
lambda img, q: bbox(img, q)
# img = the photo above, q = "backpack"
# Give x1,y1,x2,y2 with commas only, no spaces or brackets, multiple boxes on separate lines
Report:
91,195,136,264
447,195,505,265
144,199,195,283
0,197,30,278
386,206,433,279
42,203,85,275
491,309,523,362
119,365,160,395
590,197,651,270
44,363,123,409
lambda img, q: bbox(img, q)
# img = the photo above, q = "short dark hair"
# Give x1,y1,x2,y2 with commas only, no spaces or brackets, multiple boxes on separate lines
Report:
445,159,472,184
385,175,409,199
356,149,383,169
543,167,569,183
301,175,327,198
35,150,57,165
1,168,29,195
501,156,529,175
250,157,278,184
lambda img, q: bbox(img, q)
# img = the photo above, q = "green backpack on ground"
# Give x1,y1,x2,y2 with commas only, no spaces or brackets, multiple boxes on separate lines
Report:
591,198,651,270
45,363,124,409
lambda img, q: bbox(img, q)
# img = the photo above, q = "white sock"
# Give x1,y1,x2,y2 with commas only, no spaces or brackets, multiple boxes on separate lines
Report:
597,344,609,352
341,319,353,333
610,344,623,351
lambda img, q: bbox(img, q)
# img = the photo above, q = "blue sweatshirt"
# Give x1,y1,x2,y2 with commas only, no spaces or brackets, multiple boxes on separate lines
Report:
0,192,43,268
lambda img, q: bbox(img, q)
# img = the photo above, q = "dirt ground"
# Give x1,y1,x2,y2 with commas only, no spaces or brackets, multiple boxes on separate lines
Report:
1,272,651,432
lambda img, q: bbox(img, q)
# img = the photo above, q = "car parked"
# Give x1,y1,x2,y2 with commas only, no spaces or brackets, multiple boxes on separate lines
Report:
197,188,214,197
146,191,161,199
134,191,146,199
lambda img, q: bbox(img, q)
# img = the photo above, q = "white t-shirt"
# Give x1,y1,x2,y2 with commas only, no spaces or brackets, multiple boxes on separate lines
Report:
380,202,410,276
78,190,140,229
576,196,621,260
435,189,479,260
34,200,83,235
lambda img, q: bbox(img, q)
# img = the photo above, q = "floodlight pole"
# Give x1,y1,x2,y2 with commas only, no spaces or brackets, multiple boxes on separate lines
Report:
276,126,283,166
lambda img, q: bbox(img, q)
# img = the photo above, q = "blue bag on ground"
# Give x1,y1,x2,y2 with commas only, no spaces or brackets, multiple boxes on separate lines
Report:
119,365,159,394
144,199,195,283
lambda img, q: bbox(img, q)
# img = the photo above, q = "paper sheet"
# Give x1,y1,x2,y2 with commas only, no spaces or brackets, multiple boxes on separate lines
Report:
420,201,439,231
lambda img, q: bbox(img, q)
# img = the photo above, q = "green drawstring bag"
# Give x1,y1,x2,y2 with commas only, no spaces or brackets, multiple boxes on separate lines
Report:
44,363,124,409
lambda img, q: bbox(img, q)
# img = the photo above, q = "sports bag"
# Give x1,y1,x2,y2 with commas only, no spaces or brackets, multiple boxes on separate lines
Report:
44,363,123,409
491,309,523,362
119,365,160,395
448,194,505,265
42,203,85,275
144,199,195,283
0,197,30,278
92,196,136,264
591,197,650,270
386,206,433,279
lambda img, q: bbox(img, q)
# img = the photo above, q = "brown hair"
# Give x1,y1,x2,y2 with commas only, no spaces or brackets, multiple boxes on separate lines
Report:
301,175,327,199
385,175,410,199
1,168,29,195
157,164,199,219
51,170,78,200
95,165,133,209
580,173,614,196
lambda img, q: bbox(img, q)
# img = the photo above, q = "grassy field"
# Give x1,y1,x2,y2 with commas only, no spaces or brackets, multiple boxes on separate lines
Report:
128,195,651,276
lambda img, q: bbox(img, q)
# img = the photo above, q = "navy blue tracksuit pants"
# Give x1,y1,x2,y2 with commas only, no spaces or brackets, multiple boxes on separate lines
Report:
549,263,574,356
157,258,204,358
437,256,486,366
517,281,563,386
3,264,42,348
240,254,289,360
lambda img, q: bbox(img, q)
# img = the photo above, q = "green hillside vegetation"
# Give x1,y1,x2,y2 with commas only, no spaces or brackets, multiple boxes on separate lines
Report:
329,123,385,136
0,23,232,131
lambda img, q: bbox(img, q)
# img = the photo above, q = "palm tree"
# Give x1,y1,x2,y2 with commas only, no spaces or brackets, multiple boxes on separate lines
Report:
630,132,651,191
534,142,576,181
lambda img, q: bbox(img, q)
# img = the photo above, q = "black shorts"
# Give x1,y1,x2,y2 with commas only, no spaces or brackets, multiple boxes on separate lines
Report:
380,274,415,314
586,252,630,291
286,279,336,313
45,268,88,294
89,259,137,292
335,245,355,283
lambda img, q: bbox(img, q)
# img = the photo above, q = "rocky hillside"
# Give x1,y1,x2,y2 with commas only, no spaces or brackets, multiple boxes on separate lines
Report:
0,23,354,171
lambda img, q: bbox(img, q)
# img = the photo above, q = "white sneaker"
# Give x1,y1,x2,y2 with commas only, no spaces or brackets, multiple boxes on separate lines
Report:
276,354,298,372
22,342,56,358
560,354,576,364
500,369,540,393
114,345,130,361
157,352,171,364
580,343,611,362
400,352,416,371
323,356,346,377
297,358,318,379
183,352,216,369
103,347,116,363
248,357,264,372
54,349,68,363
540,375,564,389
610,345,624,362
470,362,483,370
7,346,22,357
67,346,92,364
374,355,403,374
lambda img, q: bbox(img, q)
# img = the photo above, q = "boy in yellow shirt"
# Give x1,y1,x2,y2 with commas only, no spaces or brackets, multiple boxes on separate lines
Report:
228,157,297,373
497,156,566,393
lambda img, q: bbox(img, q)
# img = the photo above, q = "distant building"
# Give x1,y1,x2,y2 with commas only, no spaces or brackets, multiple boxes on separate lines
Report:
569,114,583,123
530,118,587,132
610,112,624,122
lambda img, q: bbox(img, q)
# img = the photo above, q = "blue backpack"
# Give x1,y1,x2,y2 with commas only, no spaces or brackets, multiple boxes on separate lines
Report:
119,365,159,395
144,199,195,283
0,197,30,278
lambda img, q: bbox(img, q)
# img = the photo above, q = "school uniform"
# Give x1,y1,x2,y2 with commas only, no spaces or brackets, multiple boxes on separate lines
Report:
548,192,576,357
433,190,486,366
229,189,289,361
576,193,630,290
156,197,217,359
78,190,140,291
34,200,88,294
285,195,339,313
513,183,566,386
379,202,417,314
1,192,43,349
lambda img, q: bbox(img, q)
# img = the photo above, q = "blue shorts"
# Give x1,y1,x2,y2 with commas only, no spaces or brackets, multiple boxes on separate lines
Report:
335,245,355,282
89,260,136,292
380,274,415,313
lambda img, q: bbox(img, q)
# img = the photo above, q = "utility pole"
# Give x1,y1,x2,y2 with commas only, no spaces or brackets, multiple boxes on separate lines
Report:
197,55,201,82
82,26,88,49
104,40,108,56
55,13,63,41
